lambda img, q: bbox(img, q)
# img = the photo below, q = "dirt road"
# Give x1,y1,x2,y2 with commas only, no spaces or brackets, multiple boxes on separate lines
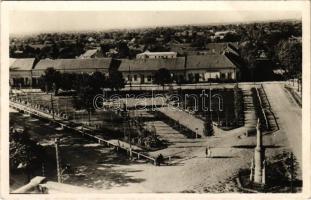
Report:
263,83,302,165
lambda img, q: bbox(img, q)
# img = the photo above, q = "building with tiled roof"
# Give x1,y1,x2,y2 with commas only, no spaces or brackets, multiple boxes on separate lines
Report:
136,50,177,59
10,58,36,87
79,48,101,59
185,54,238,82
116,57,185,84
29,58,112,87
33,58,112,77
9,42,240,88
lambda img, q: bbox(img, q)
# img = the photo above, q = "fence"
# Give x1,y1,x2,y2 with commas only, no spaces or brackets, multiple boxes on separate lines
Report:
260,84,280,131
254,87,269,130
10,100,157,165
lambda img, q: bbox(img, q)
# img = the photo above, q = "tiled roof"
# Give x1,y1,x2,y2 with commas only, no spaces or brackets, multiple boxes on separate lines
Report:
34,58,112,71
186,54,237,69
117,57,185,72
10,58,35,71
205,42,239,55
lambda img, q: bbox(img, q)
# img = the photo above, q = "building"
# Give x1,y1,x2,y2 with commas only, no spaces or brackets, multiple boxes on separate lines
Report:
9,43,240,88
116,57,185,84
79,47,101,59
185,54,238,82
9,58,36,87
31,58,112,87
136,50,177,59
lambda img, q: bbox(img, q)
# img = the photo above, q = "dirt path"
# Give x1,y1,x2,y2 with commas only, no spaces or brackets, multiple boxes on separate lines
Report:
262,83,302,166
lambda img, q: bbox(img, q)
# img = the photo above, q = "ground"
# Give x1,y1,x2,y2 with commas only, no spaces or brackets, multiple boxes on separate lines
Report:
9,82,302,193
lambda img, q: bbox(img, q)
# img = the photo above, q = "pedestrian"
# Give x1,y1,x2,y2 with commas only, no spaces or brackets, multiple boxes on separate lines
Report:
205,147,208,158
208,147,212,158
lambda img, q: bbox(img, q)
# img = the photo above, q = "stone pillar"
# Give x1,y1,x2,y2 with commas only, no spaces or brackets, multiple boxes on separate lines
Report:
254,119,265,184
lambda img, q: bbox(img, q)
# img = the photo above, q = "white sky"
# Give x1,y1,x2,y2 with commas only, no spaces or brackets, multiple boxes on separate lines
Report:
9,11,301,35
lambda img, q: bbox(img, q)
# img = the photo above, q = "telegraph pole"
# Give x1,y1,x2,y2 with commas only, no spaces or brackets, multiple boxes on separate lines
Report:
51,93,55,120
54,138,61,183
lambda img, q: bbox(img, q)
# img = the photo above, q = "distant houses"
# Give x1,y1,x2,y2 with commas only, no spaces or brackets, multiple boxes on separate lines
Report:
136,50,177,59
9,43,242,88
78,47,102,59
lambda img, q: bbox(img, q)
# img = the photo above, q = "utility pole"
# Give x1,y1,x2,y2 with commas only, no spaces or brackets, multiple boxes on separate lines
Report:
54,138,61,183
290,152,294,193
51,93,55,120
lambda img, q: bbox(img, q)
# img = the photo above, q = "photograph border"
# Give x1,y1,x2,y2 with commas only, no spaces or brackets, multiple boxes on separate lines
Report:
1,1,310,199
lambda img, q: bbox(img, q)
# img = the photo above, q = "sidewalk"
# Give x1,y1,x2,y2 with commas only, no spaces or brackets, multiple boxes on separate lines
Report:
157,107,224,137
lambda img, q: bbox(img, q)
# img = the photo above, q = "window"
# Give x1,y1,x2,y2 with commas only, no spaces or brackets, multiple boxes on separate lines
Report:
227,72,232,79
134,75,137,81
147,76,152,82
127,75,132,81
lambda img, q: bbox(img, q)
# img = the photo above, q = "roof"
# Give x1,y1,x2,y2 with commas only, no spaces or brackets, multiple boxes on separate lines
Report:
79,49,99,58
117,57,185,72
137,51,177,57
10,58,35,71
186,54,237,70
10,58,16,66
205,43,239,55
34,58,112,71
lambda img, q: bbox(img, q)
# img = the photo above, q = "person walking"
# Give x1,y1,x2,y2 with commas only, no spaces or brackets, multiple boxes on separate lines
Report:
208,147,212,158
206,146,212,158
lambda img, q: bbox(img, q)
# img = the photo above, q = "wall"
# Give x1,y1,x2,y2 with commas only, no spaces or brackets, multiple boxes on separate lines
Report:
10,70,33,87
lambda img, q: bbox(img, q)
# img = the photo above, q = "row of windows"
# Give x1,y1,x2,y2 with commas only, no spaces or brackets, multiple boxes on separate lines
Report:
127,75,152,82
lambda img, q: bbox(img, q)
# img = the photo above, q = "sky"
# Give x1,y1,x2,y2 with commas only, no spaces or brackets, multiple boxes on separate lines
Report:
9,11,301,35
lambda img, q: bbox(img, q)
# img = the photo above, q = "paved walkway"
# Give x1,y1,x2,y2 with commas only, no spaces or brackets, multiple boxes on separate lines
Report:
157,107,224,137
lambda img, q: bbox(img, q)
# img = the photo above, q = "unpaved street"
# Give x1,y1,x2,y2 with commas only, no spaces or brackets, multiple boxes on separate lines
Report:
263,83,302,166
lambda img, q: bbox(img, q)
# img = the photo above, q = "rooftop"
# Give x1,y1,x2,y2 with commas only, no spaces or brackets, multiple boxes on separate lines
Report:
34,58,112,71
137,50,177,56
186,54,237,69
10,58,35,71
117,57,185,72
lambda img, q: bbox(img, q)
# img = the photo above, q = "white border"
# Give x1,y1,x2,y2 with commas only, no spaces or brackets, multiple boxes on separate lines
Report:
1,1,310,200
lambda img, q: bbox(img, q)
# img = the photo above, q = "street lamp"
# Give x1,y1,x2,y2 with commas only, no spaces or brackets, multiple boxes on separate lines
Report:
195,128,198,139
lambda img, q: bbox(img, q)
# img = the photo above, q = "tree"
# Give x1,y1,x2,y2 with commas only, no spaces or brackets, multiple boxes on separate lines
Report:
116,41,130,58
203,113,214,136
153,68,173,90
73,85,97,123
41,67,61,95
10,127,44,181
277,40,302,75
107,70,125,91
59,73,75,91
72,72,106,122
89,71,107,91
233,83,243,126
